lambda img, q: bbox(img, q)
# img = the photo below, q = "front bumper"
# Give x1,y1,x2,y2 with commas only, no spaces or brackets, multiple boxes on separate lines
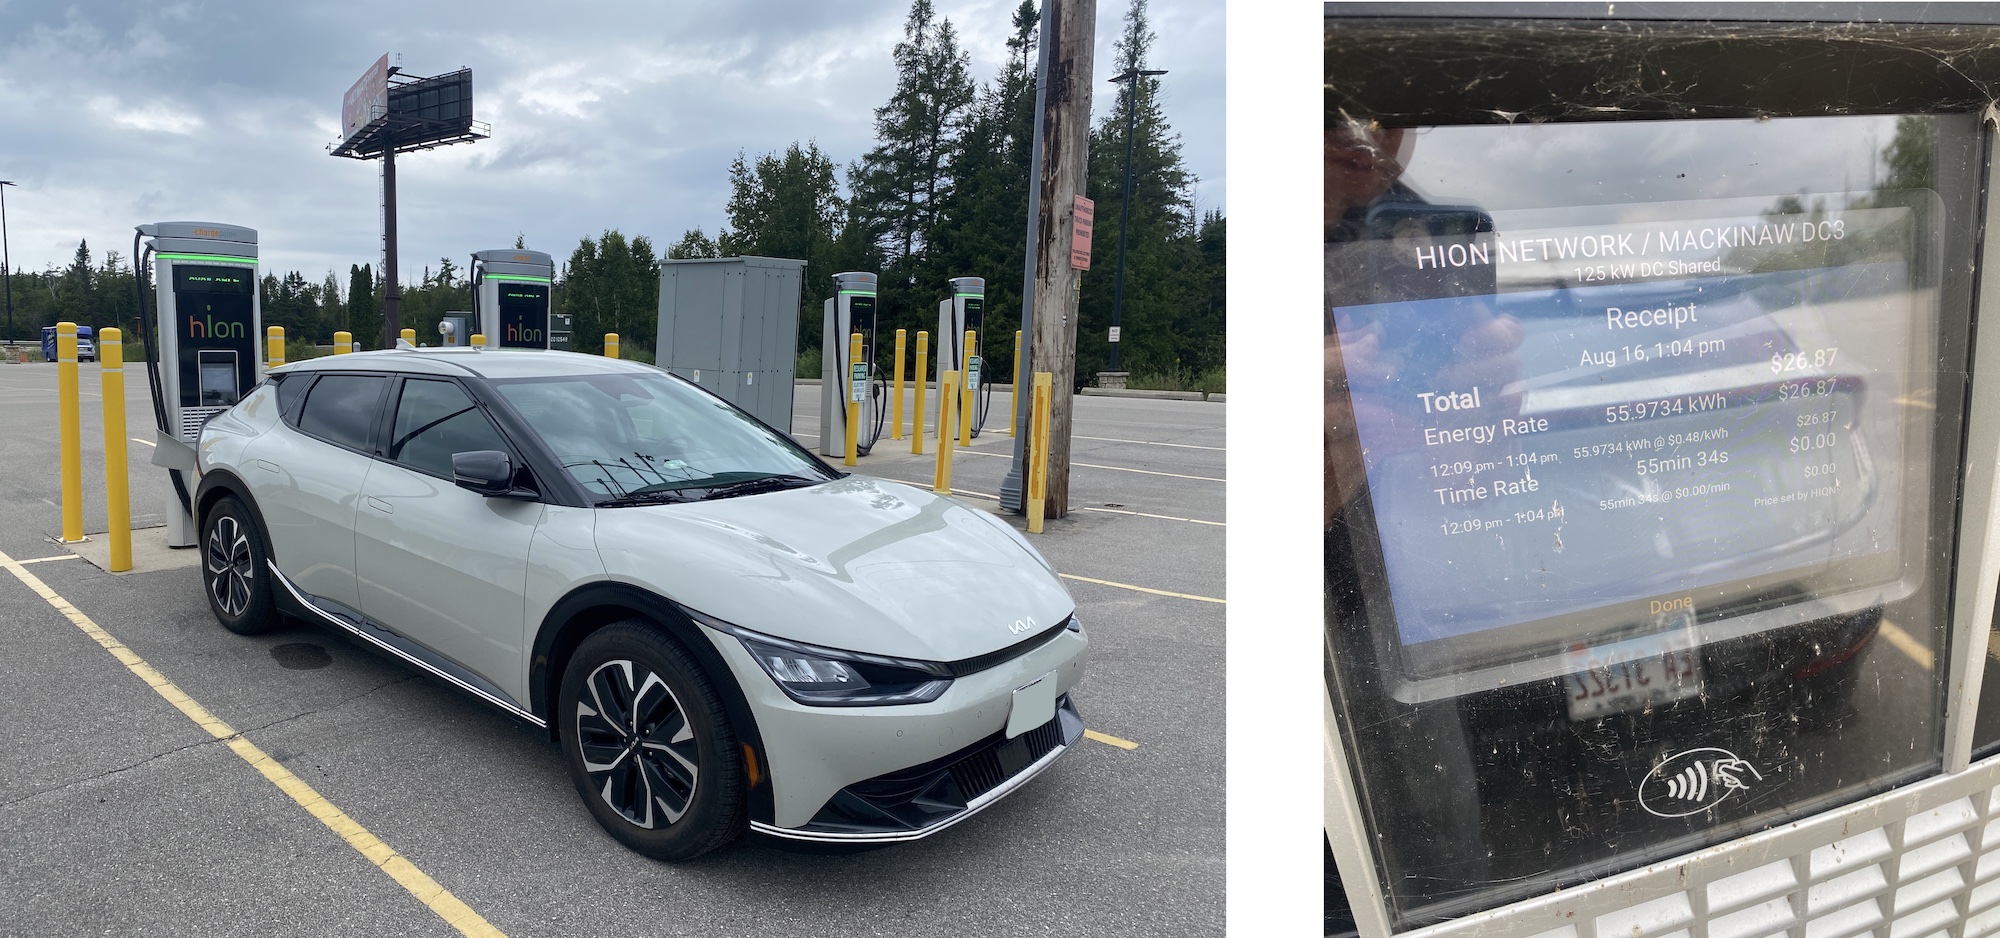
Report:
701,621,1089,832
751,695,1084,843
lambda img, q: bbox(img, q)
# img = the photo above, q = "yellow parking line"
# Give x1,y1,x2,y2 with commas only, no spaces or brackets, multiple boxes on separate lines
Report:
1878,619,1933,671
1084,729,1139,750
0,548,507,938
1059,572,1223,604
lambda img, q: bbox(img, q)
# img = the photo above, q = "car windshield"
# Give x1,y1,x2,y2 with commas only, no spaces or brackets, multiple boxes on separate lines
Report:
491,371,832,503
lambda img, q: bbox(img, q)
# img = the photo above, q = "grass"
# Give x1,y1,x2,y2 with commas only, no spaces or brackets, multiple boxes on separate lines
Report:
1125,363,1226,395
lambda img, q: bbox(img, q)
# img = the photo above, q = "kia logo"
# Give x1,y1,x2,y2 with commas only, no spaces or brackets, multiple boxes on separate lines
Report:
1638,747,1763,818
1008,618,1034,635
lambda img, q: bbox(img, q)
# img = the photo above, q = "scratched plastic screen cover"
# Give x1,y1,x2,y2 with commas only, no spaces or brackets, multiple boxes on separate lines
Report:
1326,114,1975,927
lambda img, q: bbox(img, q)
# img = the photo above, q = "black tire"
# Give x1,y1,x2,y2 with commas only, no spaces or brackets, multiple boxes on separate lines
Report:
559,619,744,860
202,495,278,635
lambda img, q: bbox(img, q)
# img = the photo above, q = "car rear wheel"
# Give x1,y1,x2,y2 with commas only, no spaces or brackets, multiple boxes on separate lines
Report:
203,495,277,635
559,620,744,860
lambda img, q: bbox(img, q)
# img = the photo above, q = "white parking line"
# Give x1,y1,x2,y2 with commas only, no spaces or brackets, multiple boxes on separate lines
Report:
1074,435,1224,451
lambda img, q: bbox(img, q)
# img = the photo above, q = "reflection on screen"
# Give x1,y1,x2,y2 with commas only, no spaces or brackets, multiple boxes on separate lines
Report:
1332,196,1935,681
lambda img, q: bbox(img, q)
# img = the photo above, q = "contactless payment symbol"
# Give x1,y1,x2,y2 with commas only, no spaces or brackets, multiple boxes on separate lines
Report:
1639,747,1763,817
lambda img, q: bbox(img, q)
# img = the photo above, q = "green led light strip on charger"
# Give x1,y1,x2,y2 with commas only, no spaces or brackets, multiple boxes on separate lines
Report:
156,252,255,264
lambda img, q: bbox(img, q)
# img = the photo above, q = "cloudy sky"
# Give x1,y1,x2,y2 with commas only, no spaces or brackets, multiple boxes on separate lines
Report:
0,0,1223,286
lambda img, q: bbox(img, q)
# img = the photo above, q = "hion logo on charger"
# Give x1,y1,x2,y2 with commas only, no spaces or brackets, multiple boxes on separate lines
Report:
1638,747,1763,818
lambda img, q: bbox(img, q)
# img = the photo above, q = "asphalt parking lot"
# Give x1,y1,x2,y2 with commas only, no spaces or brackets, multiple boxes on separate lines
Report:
0,356,1225,937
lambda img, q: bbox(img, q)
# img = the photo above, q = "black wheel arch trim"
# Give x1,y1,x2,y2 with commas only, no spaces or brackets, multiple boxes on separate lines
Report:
533,580,776,826
193,470,311,622
194,469,271,544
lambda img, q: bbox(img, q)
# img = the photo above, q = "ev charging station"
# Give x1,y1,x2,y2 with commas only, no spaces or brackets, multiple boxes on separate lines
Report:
820,272,884,458
935,277,989,438
470,249,553,349
135,222,260,547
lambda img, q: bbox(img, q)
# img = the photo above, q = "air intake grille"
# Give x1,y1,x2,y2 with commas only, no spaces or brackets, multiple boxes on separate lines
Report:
179,407,224,443
1496,782,2000,938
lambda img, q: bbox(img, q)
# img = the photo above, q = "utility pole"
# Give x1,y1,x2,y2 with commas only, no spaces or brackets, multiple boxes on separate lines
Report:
998,0,1096,519
1107,67,1165,372
1,180,15,346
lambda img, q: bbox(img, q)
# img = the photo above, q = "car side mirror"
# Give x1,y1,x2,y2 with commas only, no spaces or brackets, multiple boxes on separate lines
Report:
452,450,515,497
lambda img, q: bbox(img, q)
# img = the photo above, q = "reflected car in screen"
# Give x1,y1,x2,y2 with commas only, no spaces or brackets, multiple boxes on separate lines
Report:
190,348,1088,858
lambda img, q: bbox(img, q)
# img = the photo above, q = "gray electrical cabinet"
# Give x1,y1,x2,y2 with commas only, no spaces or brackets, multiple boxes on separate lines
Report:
656,256,807,433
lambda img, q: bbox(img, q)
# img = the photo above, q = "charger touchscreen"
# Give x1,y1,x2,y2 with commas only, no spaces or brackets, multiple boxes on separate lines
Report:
1331,194,1935,689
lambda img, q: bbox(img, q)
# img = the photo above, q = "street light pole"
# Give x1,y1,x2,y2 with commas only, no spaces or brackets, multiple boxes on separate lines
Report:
0,180,15,347
1106,68,1164,373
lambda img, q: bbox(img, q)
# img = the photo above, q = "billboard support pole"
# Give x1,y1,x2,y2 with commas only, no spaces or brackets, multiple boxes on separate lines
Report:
382,146,400,348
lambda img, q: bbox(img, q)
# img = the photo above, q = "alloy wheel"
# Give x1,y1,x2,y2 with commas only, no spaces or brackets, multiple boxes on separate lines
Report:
205,515,255,618
575,659,700,829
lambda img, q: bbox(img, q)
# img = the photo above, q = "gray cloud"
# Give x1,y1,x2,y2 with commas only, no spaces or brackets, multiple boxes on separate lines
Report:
0,0,1222,288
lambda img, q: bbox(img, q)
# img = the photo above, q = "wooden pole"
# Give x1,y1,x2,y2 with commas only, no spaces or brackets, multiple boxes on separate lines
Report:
1025,0,1094,519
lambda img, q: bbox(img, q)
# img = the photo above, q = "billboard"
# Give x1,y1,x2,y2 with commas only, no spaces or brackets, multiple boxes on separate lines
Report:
341,54,390,144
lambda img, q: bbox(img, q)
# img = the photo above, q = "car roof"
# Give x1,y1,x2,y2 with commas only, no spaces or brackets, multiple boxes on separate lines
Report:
273,347,665,381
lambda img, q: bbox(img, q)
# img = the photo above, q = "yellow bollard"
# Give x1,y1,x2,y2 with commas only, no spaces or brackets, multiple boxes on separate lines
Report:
470,333,486,348
267,326,285,367
400,327,416,346
1028,372,1052,533
57,322,83,543
934,370,958,494
891,329,907,440
100,329,131,572
959,330,977,447
605,333,620,359
844,332,862,467
911,332,928,455
334,330,352,354
1011,330,1023,436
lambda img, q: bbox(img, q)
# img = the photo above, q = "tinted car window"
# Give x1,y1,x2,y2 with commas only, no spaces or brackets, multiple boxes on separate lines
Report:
272,374,308,423
494,372,829,498
389,378,510,478
297,374,386,451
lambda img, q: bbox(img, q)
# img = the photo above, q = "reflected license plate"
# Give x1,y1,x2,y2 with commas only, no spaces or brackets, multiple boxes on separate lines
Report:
1563,635,1705,722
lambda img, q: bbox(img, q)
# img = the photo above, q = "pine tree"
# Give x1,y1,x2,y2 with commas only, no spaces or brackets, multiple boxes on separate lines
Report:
1076,0,1204,383
559,231,659,356
348,264,379,348
929,0,1040,382
847,0,978,336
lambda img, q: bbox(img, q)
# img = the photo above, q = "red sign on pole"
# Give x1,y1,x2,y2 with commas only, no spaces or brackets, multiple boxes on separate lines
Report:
1071,195,1094,270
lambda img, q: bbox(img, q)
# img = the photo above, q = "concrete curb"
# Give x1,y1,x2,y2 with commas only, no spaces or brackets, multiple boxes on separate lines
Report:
1078,387,1204,401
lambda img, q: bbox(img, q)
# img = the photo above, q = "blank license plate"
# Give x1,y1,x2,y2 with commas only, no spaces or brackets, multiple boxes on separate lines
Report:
1564,646,1704,721
1007,670,1059,739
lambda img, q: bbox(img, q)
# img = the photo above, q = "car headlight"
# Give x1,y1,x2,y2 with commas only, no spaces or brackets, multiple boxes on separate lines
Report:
680,606,953,707
736,634,952,706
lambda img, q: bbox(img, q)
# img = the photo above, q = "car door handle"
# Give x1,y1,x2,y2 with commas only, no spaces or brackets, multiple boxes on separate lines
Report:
365,496,394,515
255,459,281,473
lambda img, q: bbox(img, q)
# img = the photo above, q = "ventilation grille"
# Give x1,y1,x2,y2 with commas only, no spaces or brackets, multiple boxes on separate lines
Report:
1514,786,2000,938
178,407,224,443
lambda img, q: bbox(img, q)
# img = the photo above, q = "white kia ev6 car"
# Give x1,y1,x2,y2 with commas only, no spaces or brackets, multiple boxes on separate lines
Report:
191,347,1088,859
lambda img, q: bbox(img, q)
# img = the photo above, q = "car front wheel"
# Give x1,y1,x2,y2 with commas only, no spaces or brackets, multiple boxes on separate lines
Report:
202,495,277,635
559,620,744,860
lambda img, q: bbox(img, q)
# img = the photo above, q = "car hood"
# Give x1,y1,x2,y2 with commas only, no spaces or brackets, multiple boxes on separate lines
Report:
590,476,1074,662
